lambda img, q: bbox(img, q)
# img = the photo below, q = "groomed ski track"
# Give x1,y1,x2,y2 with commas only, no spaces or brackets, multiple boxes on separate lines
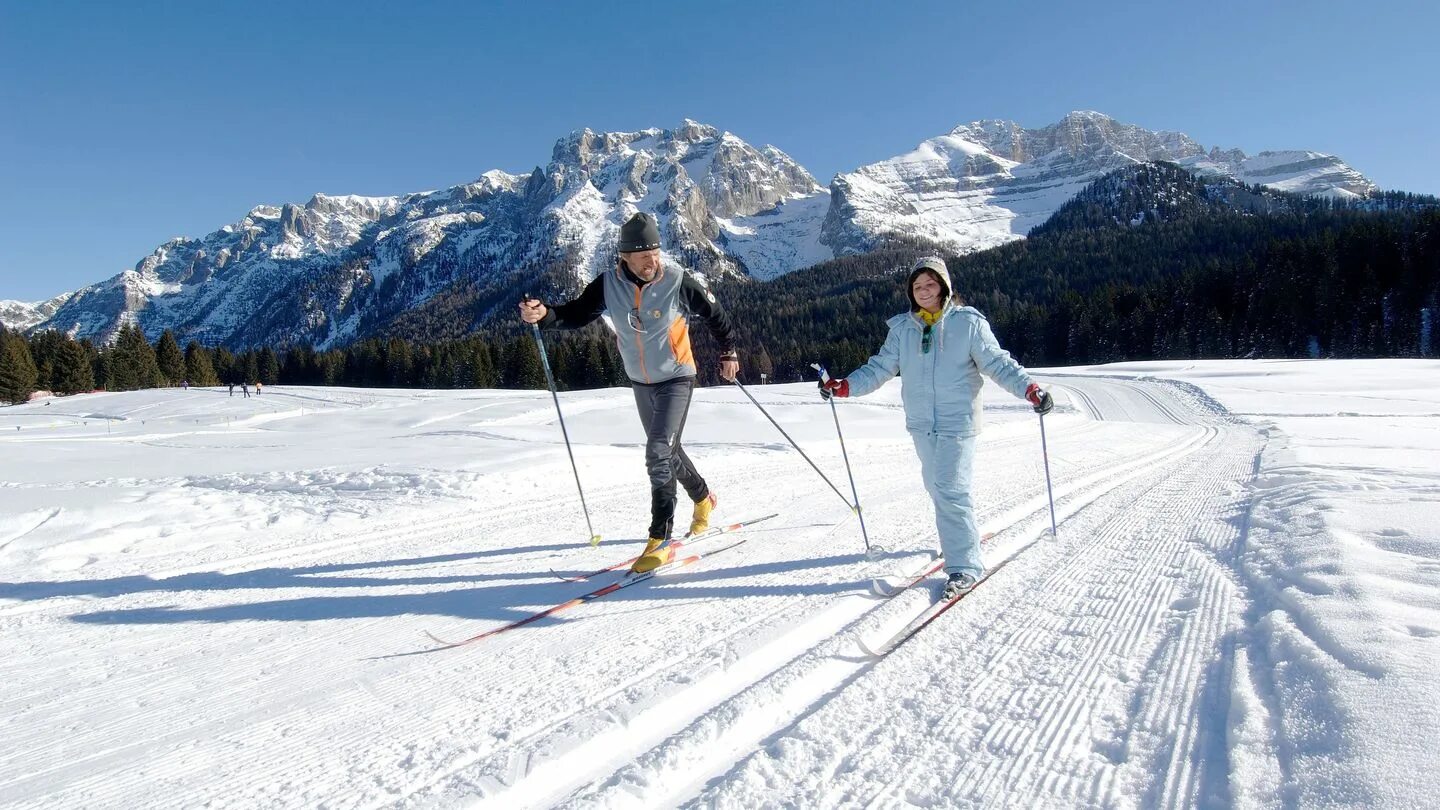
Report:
0,377,1264,808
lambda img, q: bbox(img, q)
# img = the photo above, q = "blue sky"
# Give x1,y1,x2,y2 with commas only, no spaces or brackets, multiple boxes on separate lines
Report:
2,0,1437,301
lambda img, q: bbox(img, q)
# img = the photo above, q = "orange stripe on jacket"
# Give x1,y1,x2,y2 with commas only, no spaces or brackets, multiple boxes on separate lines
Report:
668,317,694,369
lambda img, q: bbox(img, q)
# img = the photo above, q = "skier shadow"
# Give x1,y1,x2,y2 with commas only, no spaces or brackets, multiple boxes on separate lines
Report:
0,535,641,615
41,528,919,635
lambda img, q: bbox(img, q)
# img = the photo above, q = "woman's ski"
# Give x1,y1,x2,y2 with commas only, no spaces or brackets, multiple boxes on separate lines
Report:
857,556,1015,658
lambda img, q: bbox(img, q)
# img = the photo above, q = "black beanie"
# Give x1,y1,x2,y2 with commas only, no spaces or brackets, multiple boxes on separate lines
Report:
617,212,661,253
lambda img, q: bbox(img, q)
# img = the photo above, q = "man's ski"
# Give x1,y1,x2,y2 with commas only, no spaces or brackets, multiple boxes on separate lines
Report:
426,513,779,650
857,556,1014,658
553,515,769,583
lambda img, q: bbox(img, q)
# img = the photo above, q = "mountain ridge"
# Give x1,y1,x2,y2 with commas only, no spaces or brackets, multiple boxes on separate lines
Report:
8,111,1381,347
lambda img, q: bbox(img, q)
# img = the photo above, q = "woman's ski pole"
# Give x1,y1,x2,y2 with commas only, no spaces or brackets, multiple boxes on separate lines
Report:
811,363,873,555
526,299,601,546
1038,411,1058,539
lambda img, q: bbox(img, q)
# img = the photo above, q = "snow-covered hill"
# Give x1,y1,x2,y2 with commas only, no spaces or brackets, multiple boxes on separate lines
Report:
22,112,1375,347
2,360,1436,807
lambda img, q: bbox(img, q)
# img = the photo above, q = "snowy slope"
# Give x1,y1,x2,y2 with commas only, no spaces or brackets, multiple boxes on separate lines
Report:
2,361,1436,807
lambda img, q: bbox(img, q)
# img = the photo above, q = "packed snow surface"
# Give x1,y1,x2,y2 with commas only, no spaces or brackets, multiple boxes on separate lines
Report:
1,360,1436,808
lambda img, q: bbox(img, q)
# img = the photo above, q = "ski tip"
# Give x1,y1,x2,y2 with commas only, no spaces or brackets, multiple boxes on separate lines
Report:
424,631,459,649
854,635,884,659
869,578,898,598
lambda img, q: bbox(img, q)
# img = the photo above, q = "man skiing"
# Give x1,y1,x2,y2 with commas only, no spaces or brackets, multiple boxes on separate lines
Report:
819,256,1053,599
519,212,741,573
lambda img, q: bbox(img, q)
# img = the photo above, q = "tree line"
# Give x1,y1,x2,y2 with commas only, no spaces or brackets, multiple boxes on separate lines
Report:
0,320,631,404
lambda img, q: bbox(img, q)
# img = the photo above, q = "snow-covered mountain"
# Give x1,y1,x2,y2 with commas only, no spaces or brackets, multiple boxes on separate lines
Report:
0,292,75,332
29,121,824,348
819,110,1377,256
22,112,1376,347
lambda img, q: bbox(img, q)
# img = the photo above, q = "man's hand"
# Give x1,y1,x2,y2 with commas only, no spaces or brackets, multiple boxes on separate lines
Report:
719,353,739,382
819,378,849,400
518,297,547,324
1025,383,1054,415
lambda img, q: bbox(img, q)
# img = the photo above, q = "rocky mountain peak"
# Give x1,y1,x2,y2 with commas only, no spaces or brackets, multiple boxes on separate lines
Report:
17,112,1381,348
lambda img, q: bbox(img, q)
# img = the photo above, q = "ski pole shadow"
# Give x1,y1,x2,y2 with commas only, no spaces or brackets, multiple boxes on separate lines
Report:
33,521,927,645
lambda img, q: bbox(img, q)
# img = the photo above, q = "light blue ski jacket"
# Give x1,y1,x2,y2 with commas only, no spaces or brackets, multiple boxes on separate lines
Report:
845,302,1035,436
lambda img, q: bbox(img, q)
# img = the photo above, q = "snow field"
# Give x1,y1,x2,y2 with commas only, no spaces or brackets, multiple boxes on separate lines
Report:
2,361,1437,808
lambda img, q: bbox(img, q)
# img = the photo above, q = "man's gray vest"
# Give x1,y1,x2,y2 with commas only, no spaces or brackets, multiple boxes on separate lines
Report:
603,260,697,385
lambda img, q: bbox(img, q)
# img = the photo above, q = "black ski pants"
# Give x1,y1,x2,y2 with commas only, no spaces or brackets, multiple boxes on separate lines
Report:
632,376,709,540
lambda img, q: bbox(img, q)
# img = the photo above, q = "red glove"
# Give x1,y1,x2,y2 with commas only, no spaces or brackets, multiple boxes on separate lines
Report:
819,378,850,400
1025,383,1054,415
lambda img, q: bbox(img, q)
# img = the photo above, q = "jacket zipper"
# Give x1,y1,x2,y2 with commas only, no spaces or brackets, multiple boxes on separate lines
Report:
632,281,651,384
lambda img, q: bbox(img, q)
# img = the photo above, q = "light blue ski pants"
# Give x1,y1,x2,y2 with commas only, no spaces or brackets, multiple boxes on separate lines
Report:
910,430,984,578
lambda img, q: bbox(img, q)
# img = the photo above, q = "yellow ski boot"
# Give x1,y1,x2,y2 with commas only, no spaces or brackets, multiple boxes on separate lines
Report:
631,536,674,574
689,492,718,537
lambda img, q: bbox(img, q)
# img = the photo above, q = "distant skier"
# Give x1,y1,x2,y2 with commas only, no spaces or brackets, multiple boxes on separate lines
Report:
819,256,1053,599
242,382,250,398
255,381,262,395
228,382,234,397
519,212,740,573
181,379,189,390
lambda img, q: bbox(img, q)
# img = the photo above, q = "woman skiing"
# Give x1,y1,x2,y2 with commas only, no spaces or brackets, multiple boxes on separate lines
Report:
819,256,1053,598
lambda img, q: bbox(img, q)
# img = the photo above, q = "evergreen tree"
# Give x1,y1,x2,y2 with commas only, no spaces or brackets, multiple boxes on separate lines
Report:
184,342,220,386
106,324,165,391
504,335,545,389
281,344,318,384
753,342,775,382
27,330,67,391
258,347,280,385
242,351,260,385
385,337,413,387
52,338,95,395
213,347,237,384
317,350,346,385
468,339,497,388
155,329,186,385
579,339,609,389
0,330,39,404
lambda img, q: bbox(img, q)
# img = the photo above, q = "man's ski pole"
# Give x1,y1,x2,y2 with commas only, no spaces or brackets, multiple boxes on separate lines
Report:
811,363,873,555
526,301,601,546
730,377,856,514
1038,411,1058,539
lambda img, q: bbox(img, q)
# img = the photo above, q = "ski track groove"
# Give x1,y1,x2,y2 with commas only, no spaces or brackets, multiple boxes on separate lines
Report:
668,381,1253,809
5,448,953,806
470,438,1219,805
1,378,1252,809
953,427,1246,807
875,436,1217,806
398,423,1188,807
